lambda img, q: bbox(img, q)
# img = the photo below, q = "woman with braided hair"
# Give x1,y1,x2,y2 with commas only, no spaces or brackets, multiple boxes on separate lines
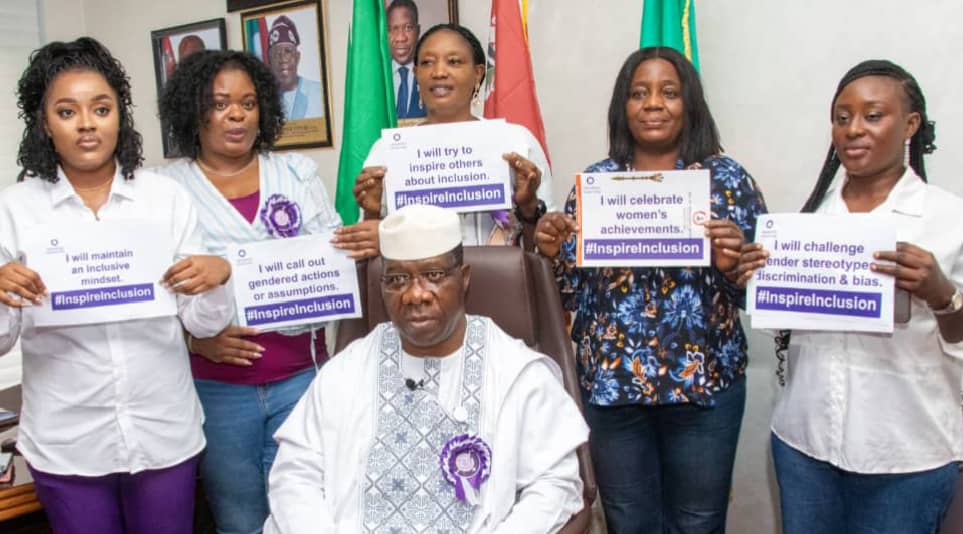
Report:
739,60,963,534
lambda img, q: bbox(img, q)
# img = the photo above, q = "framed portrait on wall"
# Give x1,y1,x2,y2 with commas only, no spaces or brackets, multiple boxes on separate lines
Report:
242,0,333,149
384,0,458,127
226,0,276,12
150,18,226,158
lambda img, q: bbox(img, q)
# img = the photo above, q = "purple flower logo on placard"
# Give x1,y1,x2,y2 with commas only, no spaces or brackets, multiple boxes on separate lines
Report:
260,194,302,238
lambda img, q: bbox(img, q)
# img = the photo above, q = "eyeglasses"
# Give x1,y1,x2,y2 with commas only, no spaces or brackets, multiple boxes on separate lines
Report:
388,24,418,35
381,264,460,292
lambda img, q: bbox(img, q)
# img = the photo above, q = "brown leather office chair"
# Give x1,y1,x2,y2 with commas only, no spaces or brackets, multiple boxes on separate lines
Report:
336,246,597,534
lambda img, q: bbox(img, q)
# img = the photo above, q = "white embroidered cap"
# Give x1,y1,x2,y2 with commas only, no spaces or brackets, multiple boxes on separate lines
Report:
379,204,461,261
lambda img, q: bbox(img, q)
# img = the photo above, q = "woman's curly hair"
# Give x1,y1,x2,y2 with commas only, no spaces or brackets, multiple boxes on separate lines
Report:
159,50,285,159
16,37,143,182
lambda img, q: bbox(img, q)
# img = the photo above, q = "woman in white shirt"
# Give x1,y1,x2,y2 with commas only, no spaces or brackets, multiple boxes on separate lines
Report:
740,60,963,534
347,24,553,248
0,37,233,534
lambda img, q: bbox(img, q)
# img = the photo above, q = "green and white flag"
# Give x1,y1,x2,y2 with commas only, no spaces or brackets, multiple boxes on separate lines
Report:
640,0,700,71
335,0,396,225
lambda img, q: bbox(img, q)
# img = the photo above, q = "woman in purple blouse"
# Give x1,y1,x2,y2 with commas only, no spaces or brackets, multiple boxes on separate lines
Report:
157,50,375,533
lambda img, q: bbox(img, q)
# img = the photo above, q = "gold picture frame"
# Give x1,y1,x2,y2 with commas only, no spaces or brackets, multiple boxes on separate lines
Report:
241,0,333,149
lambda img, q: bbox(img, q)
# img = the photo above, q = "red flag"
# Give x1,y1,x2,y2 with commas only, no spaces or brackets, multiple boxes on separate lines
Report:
161,36,176,81
483,0,551,165
258,17,270,63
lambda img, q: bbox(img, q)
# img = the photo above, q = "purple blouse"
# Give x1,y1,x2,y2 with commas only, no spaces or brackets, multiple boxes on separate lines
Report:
189,190,325,384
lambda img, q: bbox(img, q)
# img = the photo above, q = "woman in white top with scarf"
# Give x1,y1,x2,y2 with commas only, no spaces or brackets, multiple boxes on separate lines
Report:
156,50,374,534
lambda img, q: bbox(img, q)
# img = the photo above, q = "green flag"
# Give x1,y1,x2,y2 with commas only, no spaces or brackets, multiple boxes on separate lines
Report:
335,0,396,225
640,0,700,71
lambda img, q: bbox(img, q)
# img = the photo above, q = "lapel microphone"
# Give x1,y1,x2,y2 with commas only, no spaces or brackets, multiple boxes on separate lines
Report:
404,378,425,391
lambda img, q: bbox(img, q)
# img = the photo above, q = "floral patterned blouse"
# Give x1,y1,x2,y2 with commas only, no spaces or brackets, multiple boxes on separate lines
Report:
555,155,767,407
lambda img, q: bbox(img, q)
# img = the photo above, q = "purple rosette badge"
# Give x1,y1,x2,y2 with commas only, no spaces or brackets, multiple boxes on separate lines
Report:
491,210,511,228
260,194,302,238
439,433,492,505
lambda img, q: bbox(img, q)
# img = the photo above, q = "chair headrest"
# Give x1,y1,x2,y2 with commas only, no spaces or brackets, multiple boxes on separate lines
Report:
364,246,539,347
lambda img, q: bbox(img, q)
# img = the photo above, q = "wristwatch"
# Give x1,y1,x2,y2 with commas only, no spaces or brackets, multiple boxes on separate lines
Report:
932,288,963,316
515,200,547,225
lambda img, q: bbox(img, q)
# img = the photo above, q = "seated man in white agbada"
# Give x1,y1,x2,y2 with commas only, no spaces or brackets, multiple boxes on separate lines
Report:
263,204,588,533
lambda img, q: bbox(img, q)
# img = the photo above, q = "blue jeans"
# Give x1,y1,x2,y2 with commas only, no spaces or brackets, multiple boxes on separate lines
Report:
194,368,316,534
584,375,746,534
772,434,959,534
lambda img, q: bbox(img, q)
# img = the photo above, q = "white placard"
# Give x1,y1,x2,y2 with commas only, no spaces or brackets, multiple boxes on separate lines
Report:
227,233,362,331
381,119,513,214
575,170,711,267
747,213,896,332
22,222,177,327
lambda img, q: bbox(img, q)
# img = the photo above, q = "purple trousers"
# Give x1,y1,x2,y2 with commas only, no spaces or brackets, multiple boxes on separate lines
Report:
28,455,199,534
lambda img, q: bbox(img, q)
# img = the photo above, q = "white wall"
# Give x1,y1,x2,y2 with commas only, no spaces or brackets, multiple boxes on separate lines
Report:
0,0,41,183
34,0,963,207
22,1,963,532
697,0,963,211
0,0,44,391
521,0,963,210
39,0,84,42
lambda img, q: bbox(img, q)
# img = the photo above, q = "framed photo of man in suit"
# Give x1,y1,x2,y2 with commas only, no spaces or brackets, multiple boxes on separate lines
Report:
151,18,227,158
242,0,334,149
384,0,459,127
226,0,276,12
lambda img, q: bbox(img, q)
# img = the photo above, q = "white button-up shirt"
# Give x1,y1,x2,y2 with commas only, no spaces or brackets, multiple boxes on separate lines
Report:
772,168,963,474
0,167,233,476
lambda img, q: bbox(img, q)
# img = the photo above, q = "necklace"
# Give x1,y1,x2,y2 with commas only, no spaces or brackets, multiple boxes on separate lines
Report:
196,155,257,178
71,176,113,193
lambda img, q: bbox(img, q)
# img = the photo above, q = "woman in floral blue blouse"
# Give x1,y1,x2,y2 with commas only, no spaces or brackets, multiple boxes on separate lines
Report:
536,47,767,533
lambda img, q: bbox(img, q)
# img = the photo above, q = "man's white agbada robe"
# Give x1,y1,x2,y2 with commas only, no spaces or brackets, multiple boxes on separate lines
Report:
264,316,589,533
